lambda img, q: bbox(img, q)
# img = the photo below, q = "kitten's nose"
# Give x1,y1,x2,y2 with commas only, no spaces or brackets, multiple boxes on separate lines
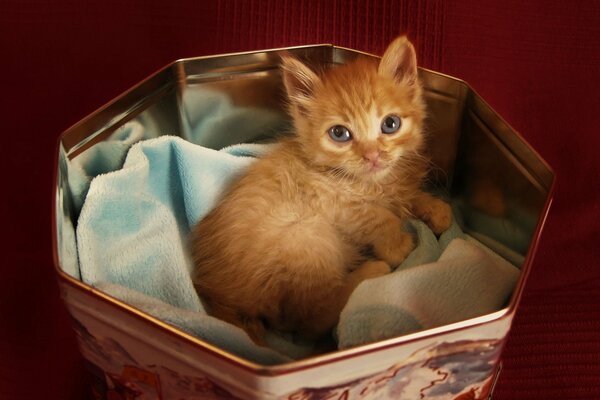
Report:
363,150,380,164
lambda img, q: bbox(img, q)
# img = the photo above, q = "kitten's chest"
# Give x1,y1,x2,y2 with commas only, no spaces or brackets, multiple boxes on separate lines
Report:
308,175,395,218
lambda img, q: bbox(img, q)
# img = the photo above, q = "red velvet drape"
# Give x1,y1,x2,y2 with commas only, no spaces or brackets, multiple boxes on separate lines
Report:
2,1,599,398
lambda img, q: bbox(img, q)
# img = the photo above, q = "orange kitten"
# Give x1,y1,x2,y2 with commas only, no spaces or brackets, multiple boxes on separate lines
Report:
191,36,452,344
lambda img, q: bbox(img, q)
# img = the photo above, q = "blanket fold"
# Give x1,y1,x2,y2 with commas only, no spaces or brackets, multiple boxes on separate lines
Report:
75,129,520,363
337,237,519,349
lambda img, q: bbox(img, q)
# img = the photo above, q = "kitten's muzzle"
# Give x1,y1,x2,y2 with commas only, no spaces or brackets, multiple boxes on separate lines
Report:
363,150,381,164
363,150,386,171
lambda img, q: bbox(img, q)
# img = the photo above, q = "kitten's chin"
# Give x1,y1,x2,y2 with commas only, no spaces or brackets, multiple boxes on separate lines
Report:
360,164,391,182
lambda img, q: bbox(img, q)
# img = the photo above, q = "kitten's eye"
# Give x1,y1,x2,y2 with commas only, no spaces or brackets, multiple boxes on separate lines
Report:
381,115,401,134
328,125,352,142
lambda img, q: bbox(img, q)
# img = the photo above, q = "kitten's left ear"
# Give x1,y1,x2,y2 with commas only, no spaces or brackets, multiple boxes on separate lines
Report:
280,54,321,114
378,36,418,85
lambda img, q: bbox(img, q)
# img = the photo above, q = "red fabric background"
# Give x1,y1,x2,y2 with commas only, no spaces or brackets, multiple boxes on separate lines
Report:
1,1,599,398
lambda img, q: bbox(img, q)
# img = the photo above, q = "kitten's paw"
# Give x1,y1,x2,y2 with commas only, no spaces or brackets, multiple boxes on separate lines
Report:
373,231,415,267
355,260,392,280
420,198,452,235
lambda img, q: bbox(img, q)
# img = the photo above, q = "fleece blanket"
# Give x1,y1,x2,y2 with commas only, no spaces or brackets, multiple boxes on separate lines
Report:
75,129,519,363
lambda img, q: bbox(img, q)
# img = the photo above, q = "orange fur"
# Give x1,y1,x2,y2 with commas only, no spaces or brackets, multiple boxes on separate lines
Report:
191,36,452,344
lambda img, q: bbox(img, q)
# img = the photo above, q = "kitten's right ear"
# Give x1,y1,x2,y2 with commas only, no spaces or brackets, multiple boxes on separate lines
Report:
378,36,418,86
280,54,321,114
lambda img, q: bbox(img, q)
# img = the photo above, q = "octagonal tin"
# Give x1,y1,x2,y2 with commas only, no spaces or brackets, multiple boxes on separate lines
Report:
52,44,554,399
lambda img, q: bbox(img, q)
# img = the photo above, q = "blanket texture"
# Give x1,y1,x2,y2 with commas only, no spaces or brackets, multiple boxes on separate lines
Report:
76,132,519,363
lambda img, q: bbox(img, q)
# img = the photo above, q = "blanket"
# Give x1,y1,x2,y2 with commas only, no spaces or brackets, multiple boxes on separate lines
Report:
75,131,519,363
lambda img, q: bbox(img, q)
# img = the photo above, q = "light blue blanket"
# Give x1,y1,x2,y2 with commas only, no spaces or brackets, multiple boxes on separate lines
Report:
75,131,519,363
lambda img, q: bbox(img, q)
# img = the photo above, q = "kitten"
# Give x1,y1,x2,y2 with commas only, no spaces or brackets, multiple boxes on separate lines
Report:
191,36,452,344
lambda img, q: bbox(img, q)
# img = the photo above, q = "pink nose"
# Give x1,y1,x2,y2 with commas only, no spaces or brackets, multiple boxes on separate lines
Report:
363,150,380,163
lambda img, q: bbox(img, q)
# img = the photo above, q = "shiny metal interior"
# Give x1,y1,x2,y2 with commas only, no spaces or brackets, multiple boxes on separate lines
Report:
55,45,554,287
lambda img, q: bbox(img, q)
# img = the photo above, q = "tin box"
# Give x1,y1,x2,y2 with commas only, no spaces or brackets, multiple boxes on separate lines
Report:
53,45,554,400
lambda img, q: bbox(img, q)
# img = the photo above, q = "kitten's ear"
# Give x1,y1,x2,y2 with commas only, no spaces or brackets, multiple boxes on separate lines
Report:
378,36,418,85
280,54,321,114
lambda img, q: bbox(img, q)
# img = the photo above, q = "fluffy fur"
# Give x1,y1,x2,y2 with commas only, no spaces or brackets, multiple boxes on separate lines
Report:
191,36,451,344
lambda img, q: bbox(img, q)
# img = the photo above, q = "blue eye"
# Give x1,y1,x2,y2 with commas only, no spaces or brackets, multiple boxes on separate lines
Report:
381,115,401,134
328,125,352,142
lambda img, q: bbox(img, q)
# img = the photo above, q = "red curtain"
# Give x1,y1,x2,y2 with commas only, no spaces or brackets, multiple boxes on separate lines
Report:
2,1,599,398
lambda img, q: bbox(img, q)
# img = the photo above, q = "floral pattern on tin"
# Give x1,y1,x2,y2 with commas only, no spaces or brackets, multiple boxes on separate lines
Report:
285,340,502,400
72,317,240,399
72,316,501,399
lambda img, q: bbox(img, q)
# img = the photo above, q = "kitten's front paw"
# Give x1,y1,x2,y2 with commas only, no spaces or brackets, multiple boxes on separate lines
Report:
373,231,415,267
420,198,452,235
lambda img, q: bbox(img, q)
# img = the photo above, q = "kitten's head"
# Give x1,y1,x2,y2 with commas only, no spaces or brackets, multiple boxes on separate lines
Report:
281,36,426,182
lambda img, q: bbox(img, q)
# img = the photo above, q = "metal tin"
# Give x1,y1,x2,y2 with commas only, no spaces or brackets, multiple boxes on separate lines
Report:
53,44,554,399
